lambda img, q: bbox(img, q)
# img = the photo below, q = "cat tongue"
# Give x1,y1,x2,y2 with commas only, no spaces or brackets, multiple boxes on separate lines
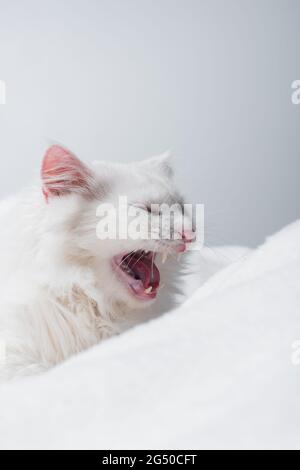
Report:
126,254,160,289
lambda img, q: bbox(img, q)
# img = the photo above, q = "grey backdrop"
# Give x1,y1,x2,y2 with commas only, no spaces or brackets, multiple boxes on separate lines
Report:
0,0,299,246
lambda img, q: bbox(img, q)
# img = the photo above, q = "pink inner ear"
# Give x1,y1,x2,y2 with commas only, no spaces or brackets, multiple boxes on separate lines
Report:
41,145,91,199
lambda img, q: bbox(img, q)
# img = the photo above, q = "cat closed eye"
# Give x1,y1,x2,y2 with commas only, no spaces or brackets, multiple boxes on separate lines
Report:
145,205,161,216
133,203,160,215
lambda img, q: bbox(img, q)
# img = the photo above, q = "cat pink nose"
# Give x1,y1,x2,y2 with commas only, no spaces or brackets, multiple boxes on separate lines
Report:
174,229,196,252
182,230,196,243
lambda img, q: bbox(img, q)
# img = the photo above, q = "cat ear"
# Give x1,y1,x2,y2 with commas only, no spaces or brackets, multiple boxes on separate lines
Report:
145,150,174,178
41,145,96,201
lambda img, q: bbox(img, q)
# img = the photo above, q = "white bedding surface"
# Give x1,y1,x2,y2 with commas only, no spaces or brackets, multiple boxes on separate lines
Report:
0,221,299,450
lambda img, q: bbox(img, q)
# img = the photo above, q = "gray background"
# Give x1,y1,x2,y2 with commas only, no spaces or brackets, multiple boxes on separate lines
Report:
0,0,299,246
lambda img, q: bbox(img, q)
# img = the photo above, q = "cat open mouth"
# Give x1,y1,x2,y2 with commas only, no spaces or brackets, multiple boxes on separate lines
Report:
112,251,160,301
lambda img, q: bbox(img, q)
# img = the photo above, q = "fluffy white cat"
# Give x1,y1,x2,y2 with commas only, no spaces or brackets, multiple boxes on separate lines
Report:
0,145,193,381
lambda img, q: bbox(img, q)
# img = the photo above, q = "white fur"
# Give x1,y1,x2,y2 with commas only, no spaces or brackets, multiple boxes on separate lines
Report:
0,149,188,382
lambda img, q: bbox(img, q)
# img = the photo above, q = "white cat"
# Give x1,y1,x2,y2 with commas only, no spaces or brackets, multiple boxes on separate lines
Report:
0,145,193,381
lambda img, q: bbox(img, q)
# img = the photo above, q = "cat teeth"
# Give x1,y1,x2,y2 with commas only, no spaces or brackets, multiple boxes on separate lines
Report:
162,252,168,264
144,286,153,294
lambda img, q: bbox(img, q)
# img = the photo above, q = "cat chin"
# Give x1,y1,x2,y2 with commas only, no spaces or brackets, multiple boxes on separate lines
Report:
117,284,158,306
117,290,157,310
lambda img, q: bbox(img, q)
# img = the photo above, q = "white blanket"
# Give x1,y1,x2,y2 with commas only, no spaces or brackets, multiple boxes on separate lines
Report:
0,221,299,450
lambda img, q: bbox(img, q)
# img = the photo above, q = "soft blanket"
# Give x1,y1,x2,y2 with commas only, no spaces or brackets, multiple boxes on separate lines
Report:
0,221,299,450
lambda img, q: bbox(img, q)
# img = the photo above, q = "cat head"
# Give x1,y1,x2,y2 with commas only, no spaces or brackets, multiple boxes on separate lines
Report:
41,145,194,310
